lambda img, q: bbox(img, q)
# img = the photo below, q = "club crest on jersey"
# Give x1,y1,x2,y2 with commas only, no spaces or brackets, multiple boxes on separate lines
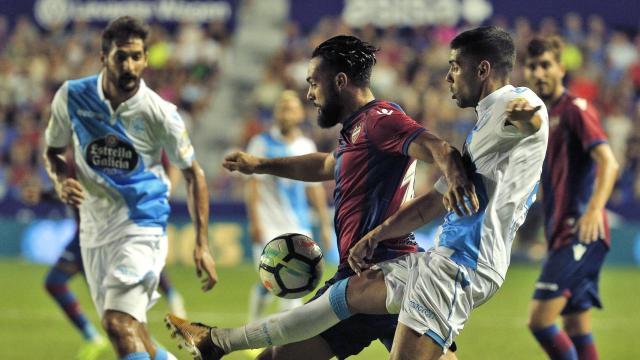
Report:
376,108,394,116
549,116,560,128
130,117,146,135
351,123,362,143
86,134,139,175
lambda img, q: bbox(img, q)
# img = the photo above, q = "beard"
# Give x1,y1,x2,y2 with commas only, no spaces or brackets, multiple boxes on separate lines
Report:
117,73,139,92
317,85,343,129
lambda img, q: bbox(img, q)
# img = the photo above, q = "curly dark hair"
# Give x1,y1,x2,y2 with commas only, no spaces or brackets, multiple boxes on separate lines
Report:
311,35,378,87
101,16,149,53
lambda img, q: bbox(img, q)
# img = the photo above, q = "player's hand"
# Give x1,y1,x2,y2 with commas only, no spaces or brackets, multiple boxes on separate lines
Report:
506,98,541,122
222,152,261,175
348,229,381,276
443,174,479,217
57,178,85,207
193,244,218,291
507,98,542,128
575,208,605,244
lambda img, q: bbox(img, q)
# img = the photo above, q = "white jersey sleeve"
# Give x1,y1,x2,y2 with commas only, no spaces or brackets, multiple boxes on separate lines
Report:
45,82,72,148
158,106,195,169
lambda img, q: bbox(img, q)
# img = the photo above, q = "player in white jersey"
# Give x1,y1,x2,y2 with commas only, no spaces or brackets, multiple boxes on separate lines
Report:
245,90,332,321
162,26,546,360
44,17,217,360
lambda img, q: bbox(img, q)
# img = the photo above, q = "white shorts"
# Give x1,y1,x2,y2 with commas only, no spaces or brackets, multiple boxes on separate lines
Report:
374,251,499,349
81,234,167,323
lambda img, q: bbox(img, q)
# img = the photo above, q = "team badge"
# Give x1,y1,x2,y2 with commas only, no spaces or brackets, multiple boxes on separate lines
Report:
351,123,362,143
105,134,118,147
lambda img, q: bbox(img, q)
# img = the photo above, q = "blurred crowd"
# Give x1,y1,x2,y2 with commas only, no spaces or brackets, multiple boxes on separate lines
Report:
1,13,639,217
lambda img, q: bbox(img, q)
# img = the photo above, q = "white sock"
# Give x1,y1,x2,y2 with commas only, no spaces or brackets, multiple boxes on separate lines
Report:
211,279,351,353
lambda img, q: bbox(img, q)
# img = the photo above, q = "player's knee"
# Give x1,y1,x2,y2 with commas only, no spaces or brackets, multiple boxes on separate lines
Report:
527,317,546,332
563,313,590,335
346,269,385,313
102,311,138,340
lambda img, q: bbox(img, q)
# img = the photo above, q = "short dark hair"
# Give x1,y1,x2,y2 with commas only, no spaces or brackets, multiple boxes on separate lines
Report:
451,26,515,76
526,36,564,63
311,35,378,87
101,16,149,53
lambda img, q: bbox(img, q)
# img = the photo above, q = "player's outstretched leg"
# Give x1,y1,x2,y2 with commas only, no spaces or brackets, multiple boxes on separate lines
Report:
159,271,187,318
165,314,226,360
165,269,389,359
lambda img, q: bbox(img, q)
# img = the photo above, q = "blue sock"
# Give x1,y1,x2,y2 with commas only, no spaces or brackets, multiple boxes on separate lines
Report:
328,278,352,320
121,352,150,360
570,333,598,360
532,324,577,360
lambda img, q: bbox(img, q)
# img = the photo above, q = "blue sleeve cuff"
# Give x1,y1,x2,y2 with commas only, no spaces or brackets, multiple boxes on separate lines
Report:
402,128,427,156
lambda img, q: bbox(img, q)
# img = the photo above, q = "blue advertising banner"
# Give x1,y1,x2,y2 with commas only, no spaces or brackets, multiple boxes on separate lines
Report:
1,0,238,30
1,0,637,32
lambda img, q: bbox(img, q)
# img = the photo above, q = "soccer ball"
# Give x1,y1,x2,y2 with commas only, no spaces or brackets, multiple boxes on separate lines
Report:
258,233,324,299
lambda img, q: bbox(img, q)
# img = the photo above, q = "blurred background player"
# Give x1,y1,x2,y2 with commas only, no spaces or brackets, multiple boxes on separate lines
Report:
524,36,619,360
43,16,217,360
244,89,332,321
41,153,187,360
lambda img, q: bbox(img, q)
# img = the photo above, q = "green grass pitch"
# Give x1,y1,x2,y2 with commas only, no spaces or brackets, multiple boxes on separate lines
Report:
1,260,638,359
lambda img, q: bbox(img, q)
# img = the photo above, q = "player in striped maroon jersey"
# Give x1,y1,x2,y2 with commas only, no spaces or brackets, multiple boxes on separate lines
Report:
524,36,620,360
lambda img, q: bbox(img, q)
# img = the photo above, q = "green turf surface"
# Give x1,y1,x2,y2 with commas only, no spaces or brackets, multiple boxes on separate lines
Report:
1,260,638,359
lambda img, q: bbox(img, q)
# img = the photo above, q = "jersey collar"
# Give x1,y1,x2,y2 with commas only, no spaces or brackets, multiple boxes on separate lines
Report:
475,84,514,115
342,99,379,132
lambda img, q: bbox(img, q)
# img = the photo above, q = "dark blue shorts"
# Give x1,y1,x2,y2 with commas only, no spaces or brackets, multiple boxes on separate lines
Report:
56,231,83,271
533,239,608,315
309,266,398,359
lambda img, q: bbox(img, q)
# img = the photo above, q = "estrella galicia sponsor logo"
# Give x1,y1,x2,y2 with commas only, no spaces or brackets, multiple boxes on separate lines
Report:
408,299,436,320
86,134,138,175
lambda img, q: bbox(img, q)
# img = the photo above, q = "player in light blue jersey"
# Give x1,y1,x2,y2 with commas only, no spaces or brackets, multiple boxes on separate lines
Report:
43,17,218,360
245,90,332,321
163,26,546,360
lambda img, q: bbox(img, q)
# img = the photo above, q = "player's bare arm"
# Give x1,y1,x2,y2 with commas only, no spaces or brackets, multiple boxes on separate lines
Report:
505,98,543,135
407,132,479,216
348,190,447,274
223,151,335,181
576,143,619,243
183,159,218,291
44,146,85,207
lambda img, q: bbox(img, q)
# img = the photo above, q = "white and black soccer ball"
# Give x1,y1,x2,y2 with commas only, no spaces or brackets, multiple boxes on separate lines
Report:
258,233,324,299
